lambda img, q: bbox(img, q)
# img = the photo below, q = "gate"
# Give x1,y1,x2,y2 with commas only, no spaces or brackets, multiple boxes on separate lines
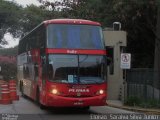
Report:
127,68,160,101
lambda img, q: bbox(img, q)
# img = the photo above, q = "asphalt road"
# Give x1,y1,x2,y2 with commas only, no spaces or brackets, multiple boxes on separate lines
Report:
1,96,159,120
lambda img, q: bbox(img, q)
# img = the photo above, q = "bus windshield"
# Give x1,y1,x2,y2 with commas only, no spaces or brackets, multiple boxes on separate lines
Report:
48,55,106,84
47,24,104,49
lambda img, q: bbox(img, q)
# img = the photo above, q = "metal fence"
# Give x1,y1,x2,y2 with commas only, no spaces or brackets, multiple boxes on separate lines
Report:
127,68,160,101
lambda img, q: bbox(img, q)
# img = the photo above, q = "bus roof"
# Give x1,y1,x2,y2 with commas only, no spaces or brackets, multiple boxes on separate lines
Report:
43,19,101,26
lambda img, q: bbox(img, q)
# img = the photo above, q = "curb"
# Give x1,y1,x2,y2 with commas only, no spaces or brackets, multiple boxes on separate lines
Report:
107,104,160,115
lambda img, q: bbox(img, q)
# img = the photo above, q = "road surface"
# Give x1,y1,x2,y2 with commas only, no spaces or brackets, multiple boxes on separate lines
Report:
0,96,158,120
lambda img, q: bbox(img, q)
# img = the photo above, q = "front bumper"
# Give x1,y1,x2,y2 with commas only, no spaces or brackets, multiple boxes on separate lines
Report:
46,94,107,107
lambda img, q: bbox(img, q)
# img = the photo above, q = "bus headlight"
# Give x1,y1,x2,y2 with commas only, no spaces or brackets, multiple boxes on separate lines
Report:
51,89,58,94
96,89,105,95
99,89,104,94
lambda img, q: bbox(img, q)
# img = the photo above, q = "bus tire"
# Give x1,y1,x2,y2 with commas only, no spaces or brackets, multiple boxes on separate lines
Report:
36,88,46,110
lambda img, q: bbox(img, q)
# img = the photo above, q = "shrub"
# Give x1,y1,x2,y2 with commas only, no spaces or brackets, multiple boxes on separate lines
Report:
125,96,160,108
125,96,141,106
0,62,17,81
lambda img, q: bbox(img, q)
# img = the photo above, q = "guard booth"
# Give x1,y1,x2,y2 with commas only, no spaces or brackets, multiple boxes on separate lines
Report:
103,22,127,102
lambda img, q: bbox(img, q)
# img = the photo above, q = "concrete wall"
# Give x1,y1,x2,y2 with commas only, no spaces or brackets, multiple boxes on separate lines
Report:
103,31,126,47
103,31,127,102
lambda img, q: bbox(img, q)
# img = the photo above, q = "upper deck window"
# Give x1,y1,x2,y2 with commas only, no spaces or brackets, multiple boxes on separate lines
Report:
47,24,104,49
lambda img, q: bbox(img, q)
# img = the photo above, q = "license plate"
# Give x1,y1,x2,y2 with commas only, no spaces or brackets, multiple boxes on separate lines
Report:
73,102,83,105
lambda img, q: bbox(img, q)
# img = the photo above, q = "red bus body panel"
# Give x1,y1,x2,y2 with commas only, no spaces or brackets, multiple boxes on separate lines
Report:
29,48,107,107
41,81,107,107
21,48,107,107
46,48,107,55
43,19,101,26
18,19,107,107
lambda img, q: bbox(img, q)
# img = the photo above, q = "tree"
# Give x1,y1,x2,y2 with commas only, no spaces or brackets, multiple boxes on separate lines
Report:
20,5,51,34
0,62,17,80
0,0,22,43
112,0,157,68
14,3,62,37
0,46,18,56
0,0,61,45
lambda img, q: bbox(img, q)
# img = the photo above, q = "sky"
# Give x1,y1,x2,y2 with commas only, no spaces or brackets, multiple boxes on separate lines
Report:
6,0,57,7
7,0,41,7
1,33,19,48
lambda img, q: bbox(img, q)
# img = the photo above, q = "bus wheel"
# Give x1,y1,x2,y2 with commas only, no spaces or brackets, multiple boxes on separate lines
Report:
36,88,46,110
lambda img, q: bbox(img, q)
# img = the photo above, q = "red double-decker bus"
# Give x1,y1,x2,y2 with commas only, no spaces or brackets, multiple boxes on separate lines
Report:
17,19,107,109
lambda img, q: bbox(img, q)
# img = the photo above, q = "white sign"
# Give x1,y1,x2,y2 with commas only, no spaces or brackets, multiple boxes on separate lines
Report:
120,53,131,69
68,75,74,83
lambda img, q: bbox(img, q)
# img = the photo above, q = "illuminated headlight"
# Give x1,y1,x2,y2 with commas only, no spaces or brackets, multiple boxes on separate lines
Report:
99,90,104,94
96,89,105,95
51,89,58,94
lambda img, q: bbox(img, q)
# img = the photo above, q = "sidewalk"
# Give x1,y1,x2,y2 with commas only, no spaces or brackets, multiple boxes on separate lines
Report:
107,100,160,115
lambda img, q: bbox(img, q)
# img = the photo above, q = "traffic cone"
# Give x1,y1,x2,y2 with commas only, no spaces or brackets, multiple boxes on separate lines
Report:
0,83,12,104
9,80,19,101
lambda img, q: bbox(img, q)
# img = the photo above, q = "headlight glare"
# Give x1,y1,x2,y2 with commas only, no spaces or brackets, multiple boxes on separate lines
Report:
96,89,105,95
51,89,58,94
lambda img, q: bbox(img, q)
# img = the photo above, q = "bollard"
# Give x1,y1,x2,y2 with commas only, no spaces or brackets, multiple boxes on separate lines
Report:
9,80,19,101
0,83,12,104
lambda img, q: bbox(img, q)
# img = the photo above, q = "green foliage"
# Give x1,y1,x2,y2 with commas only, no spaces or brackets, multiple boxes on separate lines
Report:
20,5,56,33
0,0,23,40
0,62,17,81
0,0,61,43
125,96,141,106
117,0,157,68
0,47,17,81
125,96,160,108
0,46,18,56
139,99,160,108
